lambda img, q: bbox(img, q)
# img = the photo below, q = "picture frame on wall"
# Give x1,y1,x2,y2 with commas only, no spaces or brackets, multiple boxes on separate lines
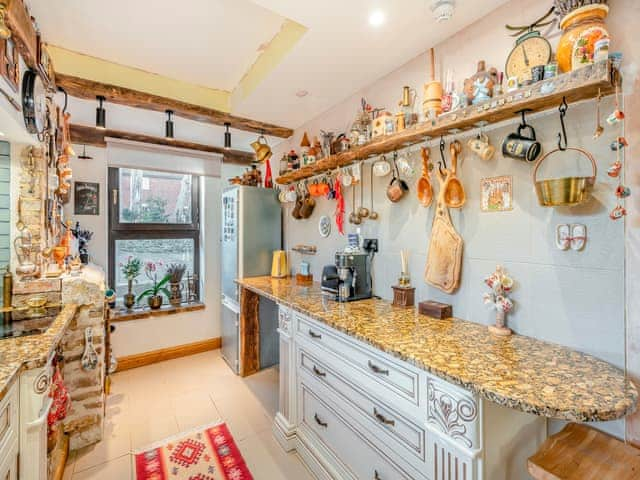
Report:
74,181,100,215
481,175,513,212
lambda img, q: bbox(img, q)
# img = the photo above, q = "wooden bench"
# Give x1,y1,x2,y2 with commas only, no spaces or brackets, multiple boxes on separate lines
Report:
528,423,640,479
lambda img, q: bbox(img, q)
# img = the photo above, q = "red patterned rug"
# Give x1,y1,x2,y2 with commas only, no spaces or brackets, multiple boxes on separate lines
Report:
134,422,253,480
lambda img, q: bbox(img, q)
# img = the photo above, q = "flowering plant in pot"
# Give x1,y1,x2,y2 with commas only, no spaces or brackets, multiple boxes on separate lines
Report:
137,261,171,309
483,265,515,336
119,257,142,309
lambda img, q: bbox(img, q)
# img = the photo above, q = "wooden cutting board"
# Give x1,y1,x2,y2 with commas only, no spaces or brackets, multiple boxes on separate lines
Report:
425,168,463,293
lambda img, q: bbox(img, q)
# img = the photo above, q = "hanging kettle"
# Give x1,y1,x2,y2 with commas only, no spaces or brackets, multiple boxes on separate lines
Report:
251,134,272,163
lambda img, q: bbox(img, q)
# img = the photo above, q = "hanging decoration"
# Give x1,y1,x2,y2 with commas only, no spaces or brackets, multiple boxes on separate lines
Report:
607,81,628,220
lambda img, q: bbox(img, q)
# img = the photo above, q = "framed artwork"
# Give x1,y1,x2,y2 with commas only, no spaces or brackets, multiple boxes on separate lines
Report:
0,38,19,92
481,175,513,212
74,182,100,215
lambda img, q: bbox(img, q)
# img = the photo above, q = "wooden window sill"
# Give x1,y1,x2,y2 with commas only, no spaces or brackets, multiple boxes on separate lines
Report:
110,302,205,322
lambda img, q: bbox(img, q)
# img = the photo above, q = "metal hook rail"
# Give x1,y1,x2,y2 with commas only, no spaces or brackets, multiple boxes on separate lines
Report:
558,96,569,151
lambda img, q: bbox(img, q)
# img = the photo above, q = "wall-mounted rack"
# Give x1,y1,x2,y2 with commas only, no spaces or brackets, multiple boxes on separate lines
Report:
275,60,617,185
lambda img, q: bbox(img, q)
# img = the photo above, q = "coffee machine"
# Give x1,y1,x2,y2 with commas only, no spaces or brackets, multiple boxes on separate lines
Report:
322,251,373,302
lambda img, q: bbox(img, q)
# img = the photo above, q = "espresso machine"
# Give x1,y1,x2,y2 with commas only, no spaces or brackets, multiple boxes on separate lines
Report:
322,250,373,302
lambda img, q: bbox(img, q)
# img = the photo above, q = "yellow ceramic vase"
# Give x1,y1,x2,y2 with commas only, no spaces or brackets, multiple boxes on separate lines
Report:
557,4,609,73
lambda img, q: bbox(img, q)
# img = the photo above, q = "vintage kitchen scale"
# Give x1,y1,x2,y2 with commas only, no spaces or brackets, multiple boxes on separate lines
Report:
505,7,555,84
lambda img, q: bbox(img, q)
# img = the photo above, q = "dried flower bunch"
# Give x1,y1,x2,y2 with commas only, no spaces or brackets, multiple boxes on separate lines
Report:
483,265,515,314
553,0,608,17
166,263,187,283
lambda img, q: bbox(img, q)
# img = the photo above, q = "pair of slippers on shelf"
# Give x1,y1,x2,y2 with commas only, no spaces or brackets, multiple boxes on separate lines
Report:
556,224,587,251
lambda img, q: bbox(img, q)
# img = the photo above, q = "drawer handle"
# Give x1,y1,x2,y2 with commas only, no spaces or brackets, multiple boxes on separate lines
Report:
373,408,395,426
368,360,389,375
312,365,326,377
308,330,322,339
314,413,328,428
374,471,382,480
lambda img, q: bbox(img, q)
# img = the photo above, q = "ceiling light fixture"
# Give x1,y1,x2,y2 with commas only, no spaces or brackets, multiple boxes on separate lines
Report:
224,122,231,150
369,9,386,27
296,90,309,98
430,0,455,22
95,96,106,129
78,144,93,160
165,110,174,139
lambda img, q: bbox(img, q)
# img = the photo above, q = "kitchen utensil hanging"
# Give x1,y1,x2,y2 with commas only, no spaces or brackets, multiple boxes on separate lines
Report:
369,163,379,220
357,163,369,218
593,88,604,139
442,140,466,208
373,155,391,177
417,147,433,207
533,97,596,207
386,152,409,202
502,109,541,162
425,152,463,294
349,182,361,224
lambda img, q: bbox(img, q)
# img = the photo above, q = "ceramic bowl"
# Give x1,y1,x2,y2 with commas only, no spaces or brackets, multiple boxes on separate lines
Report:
373,157,391,177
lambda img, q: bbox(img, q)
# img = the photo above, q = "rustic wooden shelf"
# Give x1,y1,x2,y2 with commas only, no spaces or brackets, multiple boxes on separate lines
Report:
276,61,617,185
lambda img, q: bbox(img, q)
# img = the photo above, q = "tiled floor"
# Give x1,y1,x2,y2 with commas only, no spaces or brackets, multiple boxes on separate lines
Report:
64,350,314,480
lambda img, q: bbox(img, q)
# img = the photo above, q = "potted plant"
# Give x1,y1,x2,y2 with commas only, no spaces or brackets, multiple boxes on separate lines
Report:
120,257,142,310
137,261,170,310
166,263,187,306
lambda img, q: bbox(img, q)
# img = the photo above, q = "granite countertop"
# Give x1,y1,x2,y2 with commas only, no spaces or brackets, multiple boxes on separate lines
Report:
237,276,638,422
0,304,77,400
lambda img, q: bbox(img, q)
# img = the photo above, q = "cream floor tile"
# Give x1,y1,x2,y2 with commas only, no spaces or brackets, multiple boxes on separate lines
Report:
173,389,222,432
130,414,180,451
71,454,132,480
238,430,314,480
65,350,310,479
73,418,131,473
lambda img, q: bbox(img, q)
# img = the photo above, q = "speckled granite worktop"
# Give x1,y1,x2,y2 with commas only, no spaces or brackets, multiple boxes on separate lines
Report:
238,276,637,422
0,305,77,400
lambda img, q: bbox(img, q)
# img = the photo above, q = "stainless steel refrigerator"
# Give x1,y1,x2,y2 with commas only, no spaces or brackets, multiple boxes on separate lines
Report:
220,186,281,374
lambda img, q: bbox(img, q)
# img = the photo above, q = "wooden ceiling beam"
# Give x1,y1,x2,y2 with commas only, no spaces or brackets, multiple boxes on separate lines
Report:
57,73,293,138
69,123,255,165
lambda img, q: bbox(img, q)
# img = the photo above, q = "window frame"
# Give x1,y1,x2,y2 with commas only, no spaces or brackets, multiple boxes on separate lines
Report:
107,167,201,301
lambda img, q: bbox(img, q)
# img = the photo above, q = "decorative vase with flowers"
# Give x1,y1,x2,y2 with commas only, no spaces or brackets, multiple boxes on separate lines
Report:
483,265,515,336
555,0,610,73
120,257,142,310
137,261,170,310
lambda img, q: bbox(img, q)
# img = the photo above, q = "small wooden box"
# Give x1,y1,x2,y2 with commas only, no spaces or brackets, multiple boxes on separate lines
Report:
296,273,313,286
418,300,452,319
392,286,415,307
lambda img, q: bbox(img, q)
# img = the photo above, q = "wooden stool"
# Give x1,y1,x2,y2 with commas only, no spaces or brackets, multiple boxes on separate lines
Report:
528,423,640,480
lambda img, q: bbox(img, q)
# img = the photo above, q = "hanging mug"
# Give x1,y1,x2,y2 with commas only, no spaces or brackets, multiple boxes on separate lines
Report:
468,133,495,161
502,124,541,162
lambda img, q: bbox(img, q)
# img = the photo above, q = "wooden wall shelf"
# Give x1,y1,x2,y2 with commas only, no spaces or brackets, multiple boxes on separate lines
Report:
275,61,616,185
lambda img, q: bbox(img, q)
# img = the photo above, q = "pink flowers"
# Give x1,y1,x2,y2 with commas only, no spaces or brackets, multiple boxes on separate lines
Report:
484,265,515,314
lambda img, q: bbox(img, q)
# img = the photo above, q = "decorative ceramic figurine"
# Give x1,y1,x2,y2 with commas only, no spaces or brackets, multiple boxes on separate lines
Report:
483,265,515,336
464,61,498,105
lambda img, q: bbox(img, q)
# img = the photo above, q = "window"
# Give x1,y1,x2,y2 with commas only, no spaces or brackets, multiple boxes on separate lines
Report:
108,167,200,302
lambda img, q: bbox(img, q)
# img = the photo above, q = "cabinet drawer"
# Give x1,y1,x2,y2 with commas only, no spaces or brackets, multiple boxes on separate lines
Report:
0,382,18,460
300,348,425,462
301,382,411,480
296,315,419,405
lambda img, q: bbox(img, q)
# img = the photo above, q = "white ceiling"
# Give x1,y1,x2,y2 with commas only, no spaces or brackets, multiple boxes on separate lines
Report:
28,0,285,91
28,0,508,130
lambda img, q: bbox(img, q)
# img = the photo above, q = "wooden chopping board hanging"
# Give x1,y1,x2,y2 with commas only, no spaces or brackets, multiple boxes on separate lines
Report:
425,163,463,293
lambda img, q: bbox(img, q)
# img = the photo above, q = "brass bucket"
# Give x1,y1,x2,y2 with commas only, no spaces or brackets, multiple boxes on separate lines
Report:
533,147,597,207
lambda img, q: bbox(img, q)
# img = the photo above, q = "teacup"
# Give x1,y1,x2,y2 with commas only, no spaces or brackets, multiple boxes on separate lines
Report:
285,189,297,202
468,133,495,161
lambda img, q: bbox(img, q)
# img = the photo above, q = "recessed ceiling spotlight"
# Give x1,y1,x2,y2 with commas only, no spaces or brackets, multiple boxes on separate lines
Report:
430,0,455,22
369,9,386,27
296,90,309,98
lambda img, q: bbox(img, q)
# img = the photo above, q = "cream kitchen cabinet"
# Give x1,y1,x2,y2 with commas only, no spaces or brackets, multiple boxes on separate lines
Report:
274,305,545,480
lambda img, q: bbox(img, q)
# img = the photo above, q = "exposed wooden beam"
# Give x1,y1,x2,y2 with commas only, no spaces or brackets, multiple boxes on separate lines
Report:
69,123,255,165
2,0,38,69
57,73,293,138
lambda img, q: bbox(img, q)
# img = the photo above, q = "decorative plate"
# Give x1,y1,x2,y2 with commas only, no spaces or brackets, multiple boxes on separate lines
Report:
318,215,331,237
